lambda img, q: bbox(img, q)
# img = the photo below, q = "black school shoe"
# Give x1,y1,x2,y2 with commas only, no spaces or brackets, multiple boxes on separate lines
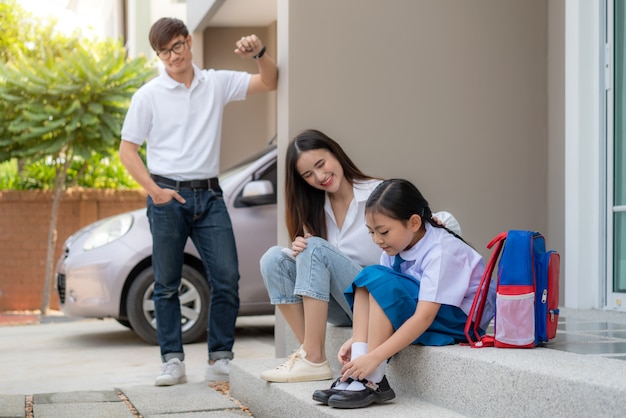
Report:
312,377,353,405
327,375,396,409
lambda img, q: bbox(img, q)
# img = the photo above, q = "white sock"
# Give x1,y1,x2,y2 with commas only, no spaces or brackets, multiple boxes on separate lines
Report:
341,341,369,391
333,342,368,390
351,342,368,360
365,361,386,384
345,380,366,391
343,362,385,391
334,342,367,390
334,380,351,390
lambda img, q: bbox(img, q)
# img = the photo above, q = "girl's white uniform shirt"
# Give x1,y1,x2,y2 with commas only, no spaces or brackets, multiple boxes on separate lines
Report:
121,64,250,181
380,223,494,330
324,179,383,267
324,180,464,269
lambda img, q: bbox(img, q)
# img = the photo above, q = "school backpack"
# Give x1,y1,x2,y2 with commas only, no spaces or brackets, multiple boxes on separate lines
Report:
464,230,560,348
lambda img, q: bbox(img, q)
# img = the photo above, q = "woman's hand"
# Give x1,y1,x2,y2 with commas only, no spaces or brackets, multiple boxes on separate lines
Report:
291,233,312,257
337,337,353,365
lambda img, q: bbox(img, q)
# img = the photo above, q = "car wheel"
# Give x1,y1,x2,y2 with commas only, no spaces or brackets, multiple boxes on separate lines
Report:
115,319,132,329
126,264,210,345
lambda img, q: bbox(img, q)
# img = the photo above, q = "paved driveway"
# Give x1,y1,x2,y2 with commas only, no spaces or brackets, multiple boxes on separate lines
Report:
0,314,274,395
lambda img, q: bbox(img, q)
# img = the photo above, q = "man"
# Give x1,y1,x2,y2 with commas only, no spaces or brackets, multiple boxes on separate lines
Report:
120,17,278,386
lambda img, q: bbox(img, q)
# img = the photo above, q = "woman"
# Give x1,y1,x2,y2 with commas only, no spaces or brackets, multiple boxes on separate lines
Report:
259,130,460,383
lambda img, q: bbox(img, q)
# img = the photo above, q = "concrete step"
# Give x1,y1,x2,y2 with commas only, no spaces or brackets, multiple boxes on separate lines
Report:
231,323,626,417
230,358,464,417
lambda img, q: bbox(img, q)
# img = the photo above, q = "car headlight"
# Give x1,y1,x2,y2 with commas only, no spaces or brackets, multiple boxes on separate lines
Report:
83,213,134,251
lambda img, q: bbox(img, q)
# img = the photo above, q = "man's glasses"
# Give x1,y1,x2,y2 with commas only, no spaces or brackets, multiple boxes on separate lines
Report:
156,39,187,60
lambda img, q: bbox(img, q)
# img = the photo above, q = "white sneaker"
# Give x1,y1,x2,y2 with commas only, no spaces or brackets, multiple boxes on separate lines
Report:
155,358,187,386
205,358,230,382
260,346,333,383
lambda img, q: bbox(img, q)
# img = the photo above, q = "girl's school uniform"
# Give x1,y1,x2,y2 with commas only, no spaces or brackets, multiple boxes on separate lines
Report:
344,223,496,346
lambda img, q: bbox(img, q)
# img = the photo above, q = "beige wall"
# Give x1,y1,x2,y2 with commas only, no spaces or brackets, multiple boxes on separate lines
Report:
189,0,560,264
548,0,566,300
277,0,550,260
202,26,277,170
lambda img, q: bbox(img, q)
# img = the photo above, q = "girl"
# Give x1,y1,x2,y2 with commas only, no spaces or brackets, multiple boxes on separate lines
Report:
314,178,495,409
259,131,460,383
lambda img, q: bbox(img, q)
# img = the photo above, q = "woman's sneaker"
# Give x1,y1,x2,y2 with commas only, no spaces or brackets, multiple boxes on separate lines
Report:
260,347,333,383
205,359,230,382
155,358,187,386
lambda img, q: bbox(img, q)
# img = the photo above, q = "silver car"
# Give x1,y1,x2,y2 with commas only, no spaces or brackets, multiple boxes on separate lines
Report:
56,143,277,344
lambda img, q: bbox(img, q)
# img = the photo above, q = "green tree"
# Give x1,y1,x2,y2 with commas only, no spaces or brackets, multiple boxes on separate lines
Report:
0,0,29,62
0,152,141,190
0,3,156,313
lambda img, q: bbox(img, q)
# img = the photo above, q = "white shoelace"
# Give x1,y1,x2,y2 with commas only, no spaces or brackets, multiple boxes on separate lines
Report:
275,349,303,371
161,361,180,375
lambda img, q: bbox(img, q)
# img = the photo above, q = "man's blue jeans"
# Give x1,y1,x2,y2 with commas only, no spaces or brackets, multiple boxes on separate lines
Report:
147,183,240,363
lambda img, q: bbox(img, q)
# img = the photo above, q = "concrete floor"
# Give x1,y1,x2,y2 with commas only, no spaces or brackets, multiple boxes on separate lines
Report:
546,308,626,360
0,313,275,395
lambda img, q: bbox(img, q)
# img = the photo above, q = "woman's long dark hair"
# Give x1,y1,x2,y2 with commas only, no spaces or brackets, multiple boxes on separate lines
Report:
365,179,466,243
285,129,376,240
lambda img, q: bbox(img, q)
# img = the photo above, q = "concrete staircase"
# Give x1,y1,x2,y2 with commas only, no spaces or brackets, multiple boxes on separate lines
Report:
230,310,626,417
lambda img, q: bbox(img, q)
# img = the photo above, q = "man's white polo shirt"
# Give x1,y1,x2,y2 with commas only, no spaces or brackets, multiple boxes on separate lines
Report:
121,64,250,180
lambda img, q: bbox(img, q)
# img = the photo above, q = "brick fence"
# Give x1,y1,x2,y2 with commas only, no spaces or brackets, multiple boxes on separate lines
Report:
0,189,146,312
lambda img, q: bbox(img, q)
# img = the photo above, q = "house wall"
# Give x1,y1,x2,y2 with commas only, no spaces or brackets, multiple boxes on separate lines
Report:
277,0,550,263
548,0,566,302
202,26,278,170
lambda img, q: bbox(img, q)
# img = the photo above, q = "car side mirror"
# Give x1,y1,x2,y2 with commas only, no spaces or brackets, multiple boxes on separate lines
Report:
236,180,276,206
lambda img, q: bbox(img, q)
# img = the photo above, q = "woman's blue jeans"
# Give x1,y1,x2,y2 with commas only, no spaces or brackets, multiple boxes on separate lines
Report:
259,237,362,326
147,183,240,362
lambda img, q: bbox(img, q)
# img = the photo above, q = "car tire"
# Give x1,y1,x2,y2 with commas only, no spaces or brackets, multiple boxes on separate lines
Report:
126,264,210,345
115,319,132,329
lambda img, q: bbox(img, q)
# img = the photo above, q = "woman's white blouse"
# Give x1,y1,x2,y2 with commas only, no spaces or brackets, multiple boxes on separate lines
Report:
324,179,383,267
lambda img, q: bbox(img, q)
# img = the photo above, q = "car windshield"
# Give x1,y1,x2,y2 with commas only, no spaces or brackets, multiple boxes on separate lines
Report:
219,144,276,185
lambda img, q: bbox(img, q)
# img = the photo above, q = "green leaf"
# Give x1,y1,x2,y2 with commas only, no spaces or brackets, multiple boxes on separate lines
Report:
0,3,154,190
87,102,104,115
